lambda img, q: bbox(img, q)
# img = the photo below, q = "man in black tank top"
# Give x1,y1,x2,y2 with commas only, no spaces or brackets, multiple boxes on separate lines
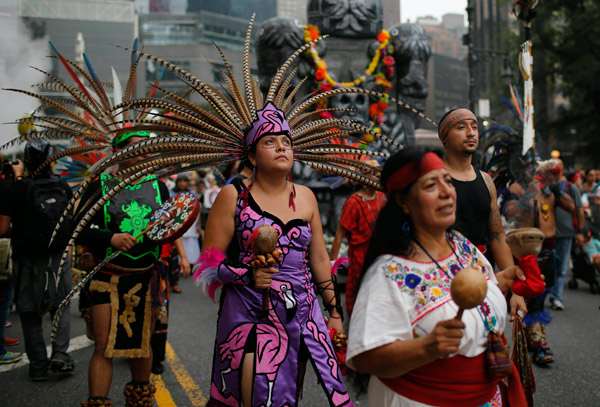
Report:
439,108,527,321
452,172,491,256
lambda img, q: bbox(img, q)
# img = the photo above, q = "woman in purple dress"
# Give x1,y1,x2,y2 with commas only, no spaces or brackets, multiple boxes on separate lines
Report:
195,102,352,407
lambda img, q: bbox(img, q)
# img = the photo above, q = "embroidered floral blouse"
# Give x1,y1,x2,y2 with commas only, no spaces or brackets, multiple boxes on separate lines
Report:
347,231,507,365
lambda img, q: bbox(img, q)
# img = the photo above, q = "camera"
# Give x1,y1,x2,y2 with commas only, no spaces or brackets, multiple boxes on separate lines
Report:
1,160,14,182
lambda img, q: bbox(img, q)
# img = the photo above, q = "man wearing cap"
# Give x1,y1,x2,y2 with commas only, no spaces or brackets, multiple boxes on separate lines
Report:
76,131,173,407
438,108,527,321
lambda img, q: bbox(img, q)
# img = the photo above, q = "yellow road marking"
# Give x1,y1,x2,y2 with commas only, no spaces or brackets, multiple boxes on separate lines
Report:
166,341,207,406
152,373,177,407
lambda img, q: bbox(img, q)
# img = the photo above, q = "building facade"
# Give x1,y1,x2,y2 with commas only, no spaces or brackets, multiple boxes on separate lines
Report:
0,0,136,151
17,0,136,81
137,11,259,102
418,14,467,60
469,0,513,103
185,0,276,23
381,0,401,29
423,53,469,127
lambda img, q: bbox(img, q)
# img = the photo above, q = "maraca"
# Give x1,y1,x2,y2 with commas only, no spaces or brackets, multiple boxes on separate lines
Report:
451,267,488,320
250,224,283,309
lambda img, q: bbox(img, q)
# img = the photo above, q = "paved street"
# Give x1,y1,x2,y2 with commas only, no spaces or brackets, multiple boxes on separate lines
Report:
1,276,599,406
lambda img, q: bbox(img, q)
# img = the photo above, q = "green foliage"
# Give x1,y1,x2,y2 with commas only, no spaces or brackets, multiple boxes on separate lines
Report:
533,0,600,164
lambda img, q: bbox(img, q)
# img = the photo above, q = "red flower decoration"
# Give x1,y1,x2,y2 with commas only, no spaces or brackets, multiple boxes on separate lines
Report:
377,100,389,109
383,56,395,66
377,31,389,43
309,27,320,41
320,82,333,93
384,66,395,79
319,110,333,119
315,68,326,81
375,77,392,88
369,103,383,117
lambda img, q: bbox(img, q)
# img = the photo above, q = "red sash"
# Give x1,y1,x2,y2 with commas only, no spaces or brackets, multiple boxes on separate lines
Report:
379,354,497,407
379,353,527,407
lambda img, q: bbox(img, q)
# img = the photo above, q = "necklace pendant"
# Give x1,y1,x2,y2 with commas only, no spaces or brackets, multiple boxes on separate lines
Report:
541,202,550,221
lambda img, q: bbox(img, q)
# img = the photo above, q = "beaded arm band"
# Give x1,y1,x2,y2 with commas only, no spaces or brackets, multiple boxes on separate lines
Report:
315,275,344,321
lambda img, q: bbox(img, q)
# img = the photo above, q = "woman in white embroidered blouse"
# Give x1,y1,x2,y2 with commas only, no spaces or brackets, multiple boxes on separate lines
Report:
346,146,527,407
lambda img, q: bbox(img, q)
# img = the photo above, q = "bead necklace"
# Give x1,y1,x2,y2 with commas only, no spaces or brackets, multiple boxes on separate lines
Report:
412,233,495,332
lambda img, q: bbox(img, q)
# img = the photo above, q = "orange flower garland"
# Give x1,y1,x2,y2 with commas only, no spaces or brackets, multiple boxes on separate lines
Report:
304,25,392,88
303,25,396,147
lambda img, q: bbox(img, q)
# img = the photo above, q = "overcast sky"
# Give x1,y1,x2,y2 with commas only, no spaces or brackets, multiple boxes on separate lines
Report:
401,0,468,23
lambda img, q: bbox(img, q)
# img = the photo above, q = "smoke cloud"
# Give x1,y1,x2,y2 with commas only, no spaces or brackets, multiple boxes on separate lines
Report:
0,15,50,154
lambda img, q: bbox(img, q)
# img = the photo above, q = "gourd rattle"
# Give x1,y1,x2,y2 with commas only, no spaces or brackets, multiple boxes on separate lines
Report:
451,267,488,320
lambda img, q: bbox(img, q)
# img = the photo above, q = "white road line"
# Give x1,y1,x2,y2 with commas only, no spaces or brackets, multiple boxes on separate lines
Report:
0,334,93,373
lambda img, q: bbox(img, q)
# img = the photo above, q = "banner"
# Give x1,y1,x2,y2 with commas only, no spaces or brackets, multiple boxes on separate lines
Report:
519,40,534,155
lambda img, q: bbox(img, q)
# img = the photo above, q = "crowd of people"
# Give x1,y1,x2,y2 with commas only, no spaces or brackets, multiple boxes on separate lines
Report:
0,25,597,407
3,105,579,407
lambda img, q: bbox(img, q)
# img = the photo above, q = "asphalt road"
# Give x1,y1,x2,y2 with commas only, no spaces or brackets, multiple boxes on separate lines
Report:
1,276,599,406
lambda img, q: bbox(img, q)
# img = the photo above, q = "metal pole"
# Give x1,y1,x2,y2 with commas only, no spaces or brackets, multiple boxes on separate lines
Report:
466,0,476,112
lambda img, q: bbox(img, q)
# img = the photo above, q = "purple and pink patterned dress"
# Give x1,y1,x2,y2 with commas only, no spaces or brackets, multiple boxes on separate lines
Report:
206,182,352,407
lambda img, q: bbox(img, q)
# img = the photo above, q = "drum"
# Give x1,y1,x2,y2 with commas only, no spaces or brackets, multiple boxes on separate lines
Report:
146,191,201,244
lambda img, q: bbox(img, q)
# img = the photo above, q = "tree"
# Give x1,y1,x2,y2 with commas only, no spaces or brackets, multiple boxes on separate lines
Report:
532,0,600,166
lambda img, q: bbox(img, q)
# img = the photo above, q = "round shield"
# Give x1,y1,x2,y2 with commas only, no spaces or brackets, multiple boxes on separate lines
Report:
147,191,200,244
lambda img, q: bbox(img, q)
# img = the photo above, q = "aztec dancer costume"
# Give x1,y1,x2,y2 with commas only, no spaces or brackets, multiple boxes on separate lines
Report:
3,14,437,407
198,181,352,406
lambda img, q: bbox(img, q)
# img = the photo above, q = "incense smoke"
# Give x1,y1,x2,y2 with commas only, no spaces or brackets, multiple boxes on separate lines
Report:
0,15,50,153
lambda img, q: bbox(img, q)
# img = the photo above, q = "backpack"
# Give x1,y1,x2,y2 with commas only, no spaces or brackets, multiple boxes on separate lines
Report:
22,175,73,253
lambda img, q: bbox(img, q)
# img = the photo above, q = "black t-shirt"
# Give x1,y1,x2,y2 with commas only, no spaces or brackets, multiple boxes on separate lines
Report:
76,176,169,269
0,178,9,216
1,174,73,256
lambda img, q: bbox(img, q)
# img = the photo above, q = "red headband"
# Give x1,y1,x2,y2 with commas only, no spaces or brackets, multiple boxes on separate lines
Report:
386,152,446,193
438,108,477,140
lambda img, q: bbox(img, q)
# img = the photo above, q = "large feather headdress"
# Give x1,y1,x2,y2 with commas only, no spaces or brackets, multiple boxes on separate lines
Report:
1,38,173,179
4,16,436,341
110,15,438,182
4,16,437,197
